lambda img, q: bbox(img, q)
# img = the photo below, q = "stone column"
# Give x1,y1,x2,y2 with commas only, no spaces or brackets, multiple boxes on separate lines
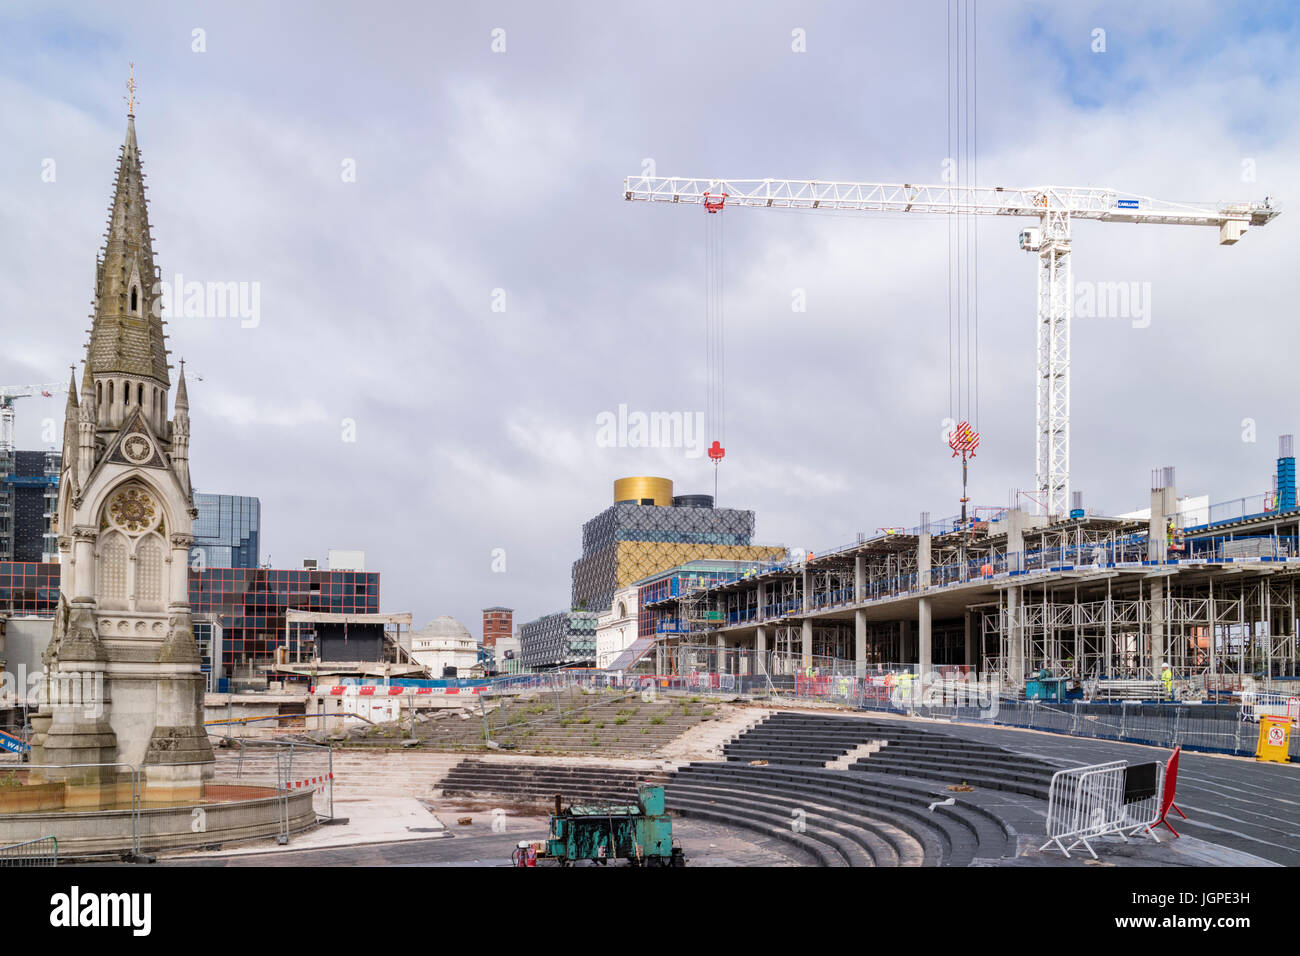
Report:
37,603,118,786
168,534,191,611
72,527,96,603
139,532,215,801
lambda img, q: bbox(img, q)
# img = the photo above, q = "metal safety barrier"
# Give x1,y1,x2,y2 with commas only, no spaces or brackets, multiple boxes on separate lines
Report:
0,835,58,867
1040,759,1165,859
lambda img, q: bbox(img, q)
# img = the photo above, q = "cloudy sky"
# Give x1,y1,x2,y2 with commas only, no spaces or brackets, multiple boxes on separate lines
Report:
2,1,1298,635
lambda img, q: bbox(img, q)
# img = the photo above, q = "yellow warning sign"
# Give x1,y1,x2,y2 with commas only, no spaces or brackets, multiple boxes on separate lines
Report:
1255,715,1292,763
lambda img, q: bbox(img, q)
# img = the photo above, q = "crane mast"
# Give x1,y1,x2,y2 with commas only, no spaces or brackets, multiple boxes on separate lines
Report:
624,176,1279,517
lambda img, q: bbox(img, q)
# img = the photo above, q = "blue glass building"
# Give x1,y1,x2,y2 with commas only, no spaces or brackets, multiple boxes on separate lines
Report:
192,493,260,569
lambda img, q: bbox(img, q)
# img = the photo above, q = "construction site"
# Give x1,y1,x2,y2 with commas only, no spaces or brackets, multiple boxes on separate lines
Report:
6,9,1300,941
632,455,1300,695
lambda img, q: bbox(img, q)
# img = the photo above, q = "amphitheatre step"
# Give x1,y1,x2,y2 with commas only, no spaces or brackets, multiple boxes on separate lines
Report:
666,779,919,867
664,795,852,867
677,762,1015,866
861,750,1057,782
664,782,880,866
674,764,953,865
850,760,1050,800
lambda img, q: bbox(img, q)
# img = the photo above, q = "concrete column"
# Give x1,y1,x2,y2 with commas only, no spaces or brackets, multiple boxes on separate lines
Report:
1147,482,1176,679
801,618,812,670
964,610,975,669
918,597,932,678
854,609,866,677
1007,585,1024,686
716,631,726,674
802,566,811,613
756,625,767,675
1005,508,1028,574
1148,485,1177,561
854,553,865,602
917,533,932,589
757,581,767,620
1149,578,1165,680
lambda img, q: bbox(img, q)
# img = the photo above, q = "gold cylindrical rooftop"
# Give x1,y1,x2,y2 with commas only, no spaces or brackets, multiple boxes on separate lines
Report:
614,476,674,506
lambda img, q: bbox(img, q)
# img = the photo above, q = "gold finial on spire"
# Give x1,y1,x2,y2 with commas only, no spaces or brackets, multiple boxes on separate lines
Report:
125,61,137,115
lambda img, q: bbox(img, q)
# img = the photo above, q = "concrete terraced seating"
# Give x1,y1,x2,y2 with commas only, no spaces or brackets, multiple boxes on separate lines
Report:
390,693,713,756
722,712,886,766
844,724,1058,800
437,759,670,807
729,712,1058,800
666,762,1016,867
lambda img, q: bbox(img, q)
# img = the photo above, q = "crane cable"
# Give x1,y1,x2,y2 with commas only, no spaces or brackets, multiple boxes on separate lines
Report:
947,0,980,433
704,195,726,499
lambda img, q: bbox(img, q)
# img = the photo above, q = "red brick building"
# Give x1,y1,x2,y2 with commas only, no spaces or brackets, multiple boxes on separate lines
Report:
481,606,513,648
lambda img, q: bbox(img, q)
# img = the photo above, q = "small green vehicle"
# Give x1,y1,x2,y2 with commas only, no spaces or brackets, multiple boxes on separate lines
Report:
519,783,685,867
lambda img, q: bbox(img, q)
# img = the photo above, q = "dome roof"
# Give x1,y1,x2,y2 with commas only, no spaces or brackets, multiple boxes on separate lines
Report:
418,616,472,639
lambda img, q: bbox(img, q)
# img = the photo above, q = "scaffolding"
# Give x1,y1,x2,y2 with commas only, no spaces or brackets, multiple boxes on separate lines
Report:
981,573,1299,684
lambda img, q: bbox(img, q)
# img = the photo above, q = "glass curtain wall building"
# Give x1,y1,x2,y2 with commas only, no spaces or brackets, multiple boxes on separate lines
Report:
191,493,260,569
0,562,378,691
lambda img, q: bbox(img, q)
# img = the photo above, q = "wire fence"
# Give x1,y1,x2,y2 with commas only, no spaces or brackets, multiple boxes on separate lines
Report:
849,692,1300,759
0,742,334,860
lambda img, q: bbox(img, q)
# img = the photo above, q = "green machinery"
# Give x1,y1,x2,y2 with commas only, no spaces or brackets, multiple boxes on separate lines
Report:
535,783,685,866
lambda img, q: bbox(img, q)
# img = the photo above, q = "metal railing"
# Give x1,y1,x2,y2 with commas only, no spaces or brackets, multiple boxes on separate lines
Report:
1040,759,1164,859
0,745,335,859
0,835,57,866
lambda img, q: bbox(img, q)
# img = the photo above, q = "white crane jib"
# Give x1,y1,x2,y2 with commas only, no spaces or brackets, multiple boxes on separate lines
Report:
623,176,1280,517
0,383,67,453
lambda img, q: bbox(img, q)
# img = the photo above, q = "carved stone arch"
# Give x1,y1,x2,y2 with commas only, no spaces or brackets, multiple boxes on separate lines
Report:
84,471,175,537
134,532,167,611
96,529,129,610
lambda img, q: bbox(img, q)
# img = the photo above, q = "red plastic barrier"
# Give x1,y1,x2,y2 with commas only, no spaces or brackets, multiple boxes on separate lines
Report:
1156,746,1188,836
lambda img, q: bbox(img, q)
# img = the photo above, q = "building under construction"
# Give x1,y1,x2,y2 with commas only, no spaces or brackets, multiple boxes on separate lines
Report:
641,442,1300,688
0,450,59,564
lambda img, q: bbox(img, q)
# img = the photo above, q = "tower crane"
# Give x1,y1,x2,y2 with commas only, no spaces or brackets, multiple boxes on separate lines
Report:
0,383,67,453
623,176,1279,517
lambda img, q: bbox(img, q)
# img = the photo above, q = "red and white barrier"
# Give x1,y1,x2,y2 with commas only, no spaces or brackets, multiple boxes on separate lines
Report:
284,772,333,794
312,685,488,697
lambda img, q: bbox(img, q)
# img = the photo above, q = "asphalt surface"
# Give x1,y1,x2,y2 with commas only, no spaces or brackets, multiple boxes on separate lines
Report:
882,713,1300,866
158,816,810,867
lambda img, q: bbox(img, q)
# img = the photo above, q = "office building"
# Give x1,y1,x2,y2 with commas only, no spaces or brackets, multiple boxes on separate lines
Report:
191,492,260,569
